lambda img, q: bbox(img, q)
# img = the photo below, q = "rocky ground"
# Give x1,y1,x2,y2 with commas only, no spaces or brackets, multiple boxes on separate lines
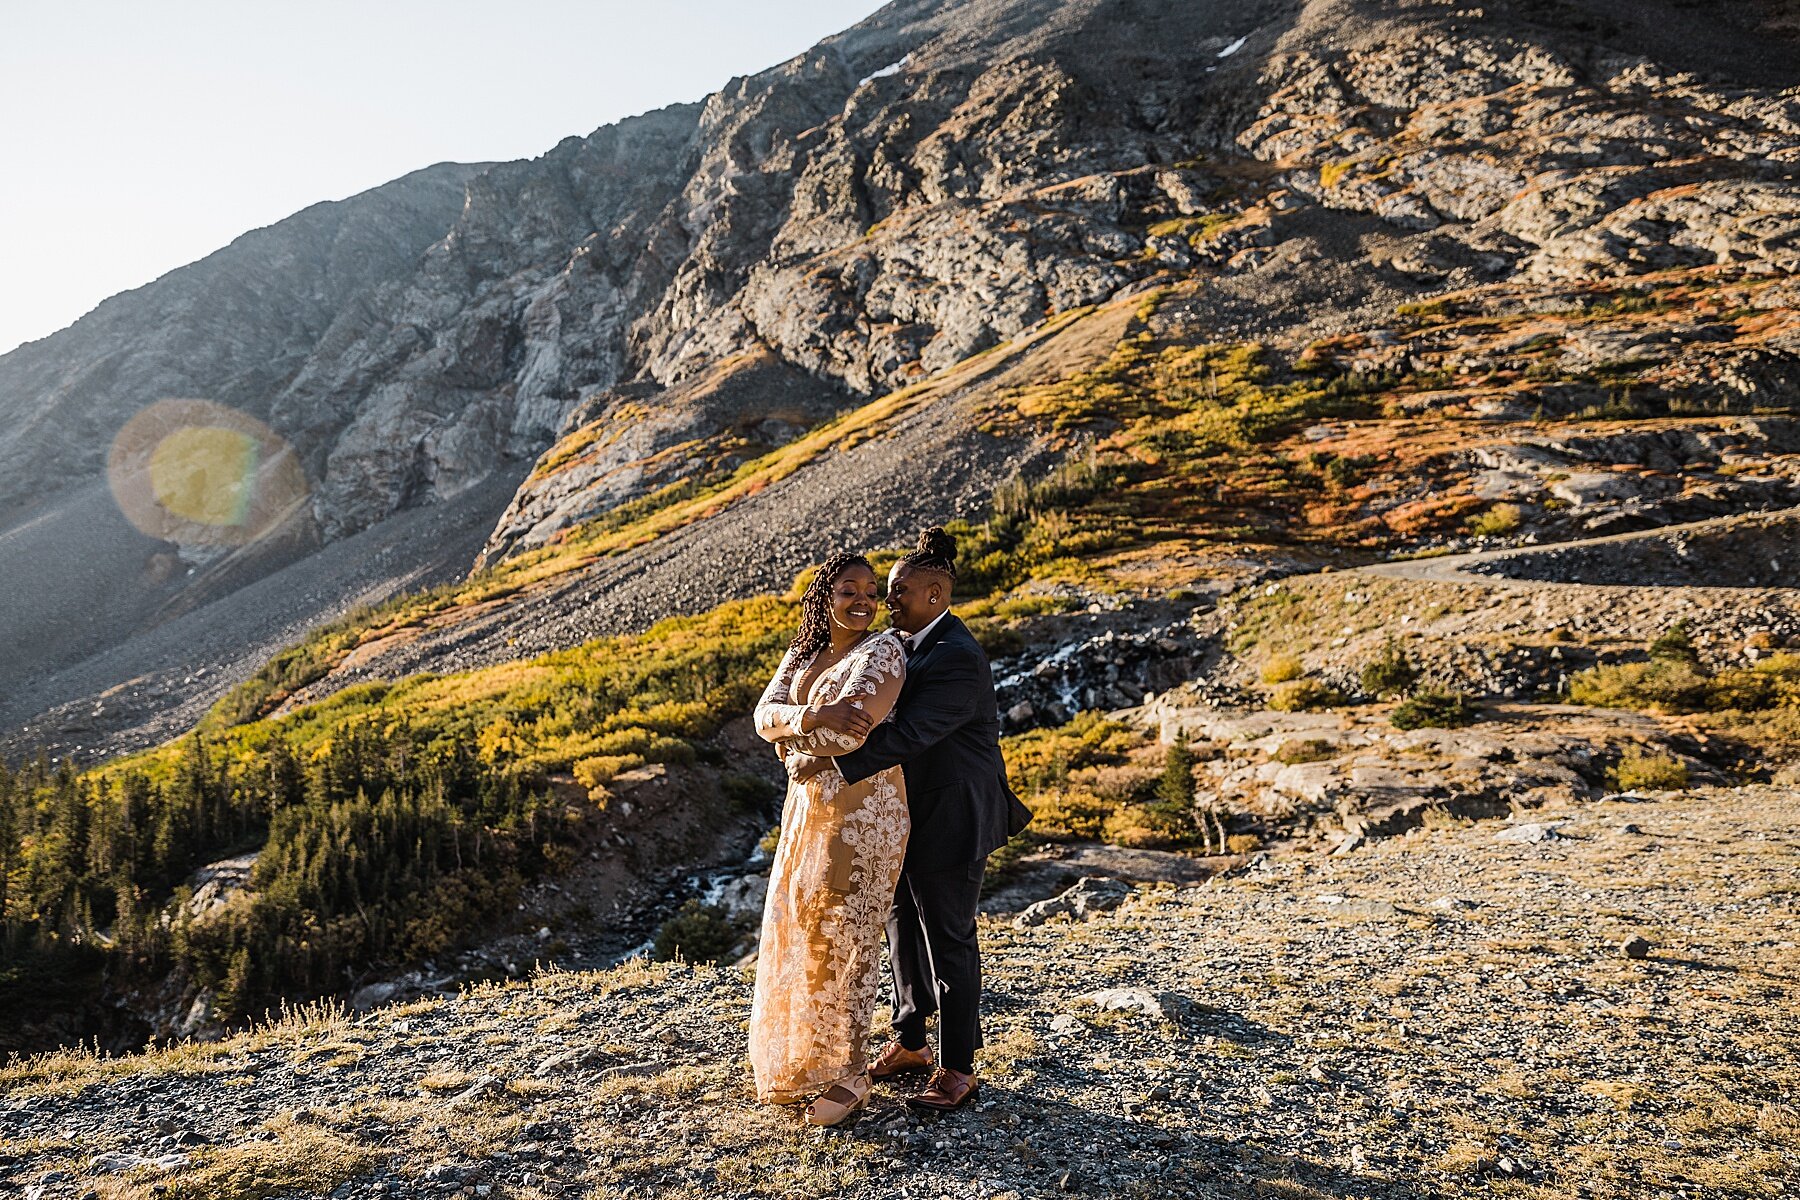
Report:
1144,700,1719,848
1206,507,1800,702
3,784,1793,1200
1455,507,1800,589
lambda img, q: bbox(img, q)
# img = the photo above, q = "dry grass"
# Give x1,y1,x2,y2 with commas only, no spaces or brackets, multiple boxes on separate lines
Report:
0,997,356,1095
416,1071,477,1093
97,1113,378,1200
1581,1080,1653,1112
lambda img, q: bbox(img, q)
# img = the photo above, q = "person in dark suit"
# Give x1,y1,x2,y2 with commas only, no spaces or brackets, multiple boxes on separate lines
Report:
788,526,1032,1112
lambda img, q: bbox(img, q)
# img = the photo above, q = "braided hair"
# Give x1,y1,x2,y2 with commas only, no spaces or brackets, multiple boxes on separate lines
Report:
789,551,874,659
897,525,958,583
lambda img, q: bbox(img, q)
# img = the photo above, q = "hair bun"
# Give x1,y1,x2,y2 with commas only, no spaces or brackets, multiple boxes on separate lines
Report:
916,525,957,562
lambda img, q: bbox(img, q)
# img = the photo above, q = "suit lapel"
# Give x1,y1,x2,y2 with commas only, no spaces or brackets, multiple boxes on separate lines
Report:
911,612,960,659
899,613,960,695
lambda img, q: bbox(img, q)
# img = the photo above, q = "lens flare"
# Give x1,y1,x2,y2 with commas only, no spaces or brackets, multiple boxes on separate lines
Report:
148,425,260,526
108,399,308,548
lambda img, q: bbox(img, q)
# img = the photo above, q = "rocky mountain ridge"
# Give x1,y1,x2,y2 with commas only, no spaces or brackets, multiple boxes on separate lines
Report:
5,0,1800,761
0,161,485,526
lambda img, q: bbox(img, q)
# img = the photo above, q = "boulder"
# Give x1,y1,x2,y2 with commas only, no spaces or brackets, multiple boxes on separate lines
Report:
1015,877,1135,928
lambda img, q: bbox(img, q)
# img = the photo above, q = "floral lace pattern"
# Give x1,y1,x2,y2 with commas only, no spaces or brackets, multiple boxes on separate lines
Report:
748,631,909,1103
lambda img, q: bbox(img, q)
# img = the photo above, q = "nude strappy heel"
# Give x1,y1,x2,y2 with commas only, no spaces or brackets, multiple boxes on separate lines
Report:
803,1072,870,1127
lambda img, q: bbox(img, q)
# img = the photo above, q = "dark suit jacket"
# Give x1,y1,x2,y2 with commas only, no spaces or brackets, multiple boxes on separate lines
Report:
837,612,1032,871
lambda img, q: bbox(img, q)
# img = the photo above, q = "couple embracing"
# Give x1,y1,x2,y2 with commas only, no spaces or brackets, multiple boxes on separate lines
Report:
748,527,1032,1126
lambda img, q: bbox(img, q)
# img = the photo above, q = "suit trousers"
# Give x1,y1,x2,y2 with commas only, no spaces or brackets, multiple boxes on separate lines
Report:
887,857,986,1073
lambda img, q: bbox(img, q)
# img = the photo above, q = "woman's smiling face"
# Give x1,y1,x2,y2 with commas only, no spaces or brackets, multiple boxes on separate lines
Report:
829,563,881,634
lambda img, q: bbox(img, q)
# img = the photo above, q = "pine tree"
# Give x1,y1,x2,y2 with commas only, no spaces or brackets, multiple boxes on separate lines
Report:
1156,735,1196,812
217,945,255,1019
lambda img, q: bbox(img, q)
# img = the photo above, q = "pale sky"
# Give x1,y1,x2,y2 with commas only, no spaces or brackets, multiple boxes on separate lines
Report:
0,0,882,357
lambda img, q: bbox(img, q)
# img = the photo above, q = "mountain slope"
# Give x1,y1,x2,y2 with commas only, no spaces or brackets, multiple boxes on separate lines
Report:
0,161,485,523
6,0,1799,764
0,162,492,738
231,0,1800,721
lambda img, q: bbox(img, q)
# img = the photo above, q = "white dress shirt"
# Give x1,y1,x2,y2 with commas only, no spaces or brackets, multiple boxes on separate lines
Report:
900,606,951,653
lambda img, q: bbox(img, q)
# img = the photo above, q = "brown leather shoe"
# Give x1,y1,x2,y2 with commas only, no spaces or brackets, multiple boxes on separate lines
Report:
870,1039,935,1081
907,1067,979,1112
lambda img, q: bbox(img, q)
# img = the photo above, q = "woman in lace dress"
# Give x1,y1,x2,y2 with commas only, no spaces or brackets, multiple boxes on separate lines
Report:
749,551,908,1126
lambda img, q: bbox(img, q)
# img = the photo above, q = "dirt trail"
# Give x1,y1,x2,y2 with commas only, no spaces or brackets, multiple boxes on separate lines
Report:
1357,506,1800,589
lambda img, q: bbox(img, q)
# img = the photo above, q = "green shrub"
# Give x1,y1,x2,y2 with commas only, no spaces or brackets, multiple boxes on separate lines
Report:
1608,747,1690,792
1466,503,1522,536
573,755,643,790
1273,738,1337,764
1006,711,1148,794
1261,654,1305,684
1156,736,1197,809
1391,690,1477,729
1101,805,1197,849
1270,679,1343,712
1024,786,1117,841
721,772,779,812
999,714,1223,850
1649,620,1699,665
1746,653,1800,703
652,901,742,963
1108,736,1209,848
1571,648,1800,715
951,445,1114,597
1323,455,1372,490
1568,658,1712,713
1704,669,1780,711
758,824,782,856
1360,639,1419,698
967,619,1027,659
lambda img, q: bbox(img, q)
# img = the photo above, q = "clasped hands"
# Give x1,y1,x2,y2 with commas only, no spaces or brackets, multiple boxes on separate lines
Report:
805,699,873,739
780,700,872,783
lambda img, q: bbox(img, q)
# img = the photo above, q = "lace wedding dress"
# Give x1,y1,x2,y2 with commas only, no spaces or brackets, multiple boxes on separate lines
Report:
748,630,909,1103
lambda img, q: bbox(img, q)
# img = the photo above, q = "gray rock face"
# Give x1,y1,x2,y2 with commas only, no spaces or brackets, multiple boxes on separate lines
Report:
1240,30,1800,283
1015,875,1136,927
277,103,704,540
483,0,1800,565
10,0,1797,556
0,163,494,728
469,0,1258,563
0,161,485,527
